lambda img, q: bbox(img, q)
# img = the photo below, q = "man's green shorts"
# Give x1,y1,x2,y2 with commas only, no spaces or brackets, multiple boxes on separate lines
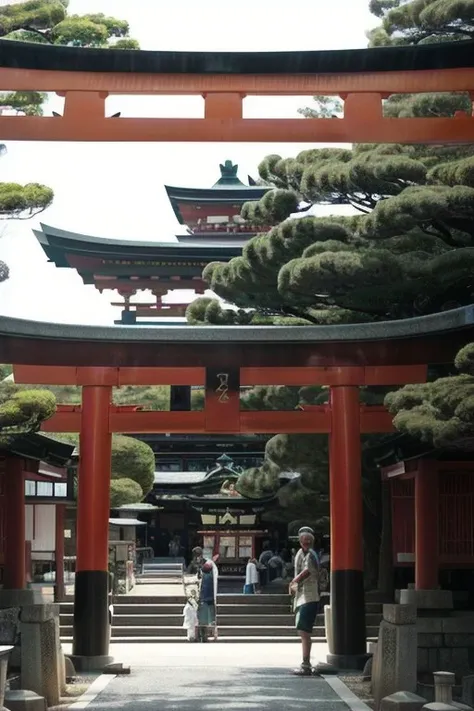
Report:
295,601,319,633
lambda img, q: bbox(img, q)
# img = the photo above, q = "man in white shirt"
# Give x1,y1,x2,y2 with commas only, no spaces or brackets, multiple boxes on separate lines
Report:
289,526,320,676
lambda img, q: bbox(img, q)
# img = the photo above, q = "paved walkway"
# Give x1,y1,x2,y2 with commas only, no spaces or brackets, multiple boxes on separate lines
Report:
66,642,368,711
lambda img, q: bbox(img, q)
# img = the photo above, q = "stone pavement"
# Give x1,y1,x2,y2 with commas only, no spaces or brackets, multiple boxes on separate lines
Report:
65,642,364,711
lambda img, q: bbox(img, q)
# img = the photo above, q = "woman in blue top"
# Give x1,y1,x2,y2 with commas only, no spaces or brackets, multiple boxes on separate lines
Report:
197,559,218,642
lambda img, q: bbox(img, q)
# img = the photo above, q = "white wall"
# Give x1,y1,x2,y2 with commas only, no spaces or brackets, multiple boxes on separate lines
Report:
26,504,56,552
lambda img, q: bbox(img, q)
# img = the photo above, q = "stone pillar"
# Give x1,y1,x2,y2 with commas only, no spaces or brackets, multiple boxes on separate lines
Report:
4,456,25,590
21,605,63,708
72,385,113,671
373,604,418,710
324,605,334,654
415,462,439,591
434,672,455,704
0,646,12,711
327,385,366,670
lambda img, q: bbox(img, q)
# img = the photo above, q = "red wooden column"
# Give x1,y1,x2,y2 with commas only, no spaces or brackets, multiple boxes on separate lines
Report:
72,385,113,668
415,460,439,590
328,385,366,669
4,455,26,590
54,504,66,602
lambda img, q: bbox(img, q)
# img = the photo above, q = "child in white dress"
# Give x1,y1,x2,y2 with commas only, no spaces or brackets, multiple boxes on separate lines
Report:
182,592,199,642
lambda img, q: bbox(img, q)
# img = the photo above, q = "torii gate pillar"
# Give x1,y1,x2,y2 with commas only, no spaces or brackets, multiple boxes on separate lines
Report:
71,385,113,671
327,385,367,669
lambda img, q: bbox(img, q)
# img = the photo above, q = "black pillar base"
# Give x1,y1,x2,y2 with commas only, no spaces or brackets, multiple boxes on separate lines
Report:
329,569,366,660
73,570,111,658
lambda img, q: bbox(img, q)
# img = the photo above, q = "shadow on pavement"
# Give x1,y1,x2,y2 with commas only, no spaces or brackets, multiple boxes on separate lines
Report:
87,665,349,710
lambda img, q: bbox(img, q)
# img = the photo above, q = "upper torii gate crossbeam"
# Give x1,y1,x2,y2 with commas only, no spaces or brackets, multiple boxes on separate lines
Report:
0,40,474,143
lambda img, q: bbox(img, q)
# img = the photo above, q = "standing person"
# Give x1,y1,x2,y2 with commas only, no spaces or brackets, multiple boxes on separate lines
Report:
244,558,259,594
197,559,218,642
258,541,273,588
187,546,204,574
289,526,321,676
182,590,199,642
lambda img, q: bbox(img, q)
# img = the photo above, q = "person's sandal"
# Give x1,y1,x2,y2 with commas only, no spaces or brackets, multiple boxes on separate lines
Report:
292,663,312,676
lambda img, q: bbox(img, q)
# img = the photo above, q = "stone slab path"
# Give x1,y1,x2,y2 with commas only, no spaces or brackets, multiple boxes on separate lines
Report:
74,642,366,711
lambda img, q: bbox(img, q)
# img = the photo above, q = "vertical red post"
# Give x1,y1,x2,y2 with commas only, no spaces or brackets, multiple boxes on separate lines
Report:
328,385,366,669
72,385,113,668
55,504,65,602
4,455,26,589
415,461,439,590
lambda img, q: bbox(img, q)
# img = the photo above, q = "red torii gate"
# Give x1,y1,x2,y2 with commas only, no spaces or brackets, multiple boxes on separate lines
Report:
6,303,471,672
15,362,423,671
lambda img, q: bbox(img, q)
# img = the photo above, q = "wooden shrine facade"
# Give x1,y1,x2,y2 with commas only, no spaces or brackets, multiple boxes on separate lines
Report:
0,434,74,600
384,459,474,588
0,40,473,144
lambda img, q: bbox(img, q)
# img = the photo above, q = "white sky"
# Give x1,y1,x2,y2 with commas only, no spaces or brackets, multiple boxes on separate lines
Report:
0,0,377,325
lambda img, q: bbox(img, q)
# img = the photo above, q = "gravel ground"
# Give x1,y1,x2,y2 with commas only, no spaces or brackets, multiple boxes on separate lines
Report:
49,674,100,711
340,675,375,710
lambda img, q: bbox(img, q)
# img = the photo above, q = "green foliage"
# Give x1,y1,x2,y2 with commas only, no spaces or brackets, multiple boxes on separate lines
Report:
0,182,53,219
184,0,474,326
191,388,205,411
0,1,138,114
49,431,155,506
0,91,48,116
367,0,474,46
188,141,474,325
0,365,12,380
0,2,139,47
0,383,56,440
240,385,301,411
111,434,155,497
113,385,170,410
0,0,66,38
386,343,474,449
28,382,171,410
298,95,344,119
110,478,143,509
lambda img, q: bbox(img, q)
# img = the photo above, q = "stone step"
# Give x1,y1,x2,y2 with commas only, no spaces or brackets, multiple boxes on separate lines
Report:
59,635,313,644
143,563,183,570
59,602,293,615
60,624,381,640
61,595,382,611
60,611,381,627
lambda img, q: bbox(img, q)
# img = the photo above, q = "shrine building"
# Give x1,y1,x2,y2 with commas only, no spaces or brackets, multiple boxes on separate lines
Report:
33,161,269,325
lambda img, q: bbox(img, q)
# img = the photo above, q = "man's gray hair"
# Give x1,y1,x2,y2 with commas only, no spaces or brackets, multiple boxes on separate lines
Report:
298,526,314,540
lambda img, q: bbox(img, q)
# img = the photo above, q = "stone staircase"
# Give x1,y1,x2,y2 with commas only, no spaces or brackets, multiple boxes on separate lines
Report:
59,593,382,643
136,557,184,585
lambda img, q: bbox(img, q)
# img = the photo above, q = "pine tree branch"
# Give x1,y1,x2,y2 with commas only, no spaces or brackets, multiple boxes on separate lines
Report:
23,27,54,43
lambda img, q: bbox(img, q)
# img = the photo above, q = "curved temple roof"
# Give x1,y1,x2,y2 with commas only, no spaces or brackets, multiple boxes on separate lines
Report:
34,223,244,266
0,307,473,367
0,38,473,75
0,305,472,344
